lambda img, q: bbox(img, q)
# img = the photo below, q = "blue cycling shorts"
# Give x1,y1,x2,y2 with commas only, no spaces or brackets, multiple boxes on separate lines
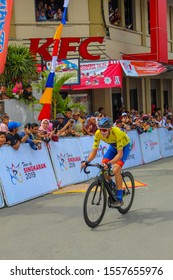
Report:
102,143,131,167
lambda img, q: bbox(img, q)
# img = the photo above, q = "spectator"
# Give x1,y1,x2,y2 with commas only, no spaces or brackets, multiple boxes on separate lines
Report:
52,113,65,130
38,10,47,21
54,8,62,20
72,111,84,136
0,114,10,134
46,4,54,20
19,123,39,150
22,84,34,101
0,131,7,147
6,121,31,150
63,109,73,125
12,81,23,97
0,85,9,100
98,107,105,115
38,119,56,143
84,116,98,135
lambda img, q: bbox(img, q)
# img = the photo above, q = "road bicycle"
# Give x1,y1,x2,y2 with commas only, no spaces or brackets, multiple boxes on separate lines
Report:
82,163,135,228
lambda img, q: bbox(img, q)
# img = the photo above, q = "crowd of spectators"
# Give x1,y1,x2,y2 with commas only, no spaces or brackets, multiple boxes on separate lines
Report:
0,83,36,103
35,0,64,22
0,105,173,150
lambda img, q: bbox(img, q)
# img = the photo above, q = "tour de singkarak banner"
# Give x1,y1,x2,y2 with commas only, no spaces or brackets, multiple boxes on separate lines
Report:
0,0,14,74
120,60,167,77
63,60,122,90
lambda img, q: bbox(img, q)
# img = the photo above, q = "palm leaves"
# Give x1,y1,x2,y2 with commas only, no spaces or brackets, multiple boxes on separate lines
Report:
0,44,38,86
37,71,86,119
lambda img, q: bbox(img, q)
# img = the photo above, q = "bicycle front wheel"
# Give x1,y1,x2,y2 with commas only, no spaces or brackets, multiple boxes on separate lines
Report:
83,180,107,228
117,171,135,214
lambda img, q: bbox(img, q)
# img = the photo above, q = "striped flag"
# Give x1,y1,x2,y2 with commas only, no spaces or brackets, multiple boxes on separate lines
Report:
38,0,70,120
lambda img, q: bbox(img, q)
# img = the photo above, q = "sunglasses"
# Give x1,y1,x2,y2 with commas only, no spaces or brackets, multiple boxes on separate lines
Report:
99,128,109,132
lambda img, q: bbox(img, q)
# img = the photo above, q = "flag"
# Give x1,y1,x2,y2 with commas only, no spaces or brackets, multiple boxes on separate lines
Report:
38,0,70,120
0,0,14,74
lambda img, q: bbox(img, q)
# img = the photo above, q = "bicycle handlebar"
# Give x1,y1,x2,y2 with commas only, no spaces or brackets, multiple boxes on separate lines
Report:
81,163,114,177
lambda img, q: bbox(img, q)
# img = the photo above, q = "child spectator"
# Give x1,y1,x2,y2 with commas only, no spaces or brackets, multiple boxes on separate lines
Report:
0,114,9,134
12,81,23,97
0,131,7,147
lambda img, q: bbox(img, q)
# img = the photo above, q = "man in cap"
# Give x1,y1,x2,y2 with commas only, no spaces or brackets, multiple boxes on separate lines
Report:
6,121,31,150
52,113,65,131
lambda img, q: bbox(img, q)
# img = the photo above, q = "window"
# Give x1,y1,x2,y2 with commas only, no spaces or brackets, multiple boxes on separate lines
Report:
35,0,66,22
108,0,121,26
124,0,133,30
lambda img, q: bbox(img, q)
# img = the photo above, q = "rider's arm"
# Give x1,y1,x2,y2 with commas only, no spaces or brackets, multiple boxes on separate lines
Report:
87,148,98,162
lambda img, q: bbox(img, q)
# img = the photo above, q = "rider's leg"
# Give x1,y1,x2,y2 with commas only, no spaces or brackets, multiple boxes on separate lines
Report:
112,163,123,201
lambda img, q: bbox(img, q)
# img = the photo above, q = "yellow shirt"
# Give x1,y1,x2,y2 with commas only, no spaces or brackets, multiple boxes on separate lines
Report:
93,127,130,150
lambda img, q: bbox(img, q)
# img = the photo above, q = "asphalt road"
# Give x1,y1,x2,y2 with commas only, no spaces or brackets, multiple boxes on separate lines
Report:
0,157,173,260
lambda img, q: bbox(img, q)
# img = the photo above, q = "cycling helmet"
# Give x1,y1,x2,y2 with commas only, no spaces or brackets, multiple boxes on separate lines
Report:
98,117,113,129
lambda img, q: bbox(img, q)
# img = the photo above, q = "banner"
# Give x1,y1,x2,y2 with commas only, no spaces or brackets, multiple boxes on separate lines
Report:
120,60,167,77
0,183,4,208
79,136,109,179
63,60,122,90
157,128,173,158
139,129,161,163
123,130,143,169
0,0,14,74
0,143,58,206
49,138,88,187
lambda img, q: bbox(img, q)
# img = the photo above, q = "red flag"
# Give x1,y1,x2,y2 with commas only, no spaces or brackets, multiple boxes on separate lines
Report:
0,0,14,74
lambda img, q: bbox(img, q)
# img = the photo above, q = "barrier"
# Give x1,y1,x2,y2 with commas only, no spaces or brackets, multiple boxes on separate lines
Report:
79,136,109,179
139,129,161,163
124,130,143,169
0,143,58,206
0,185,5,208
157,128,173,158
49,138,88,187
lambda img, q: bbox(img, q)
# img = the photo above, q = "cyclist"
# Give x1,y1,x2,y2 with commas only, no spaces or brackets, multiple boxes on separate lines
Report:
81,117,131,207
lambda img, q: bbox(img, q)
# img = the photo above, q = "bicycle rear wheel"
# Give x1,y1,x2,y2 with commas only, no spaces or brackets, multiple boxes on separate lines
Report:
117,171,135,214
83,180,107,228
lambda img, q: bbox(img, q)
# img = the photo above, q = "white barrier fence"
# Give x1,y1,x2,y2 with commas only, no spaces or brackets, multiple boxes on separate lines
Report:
0,143,57,207
0,128,173,208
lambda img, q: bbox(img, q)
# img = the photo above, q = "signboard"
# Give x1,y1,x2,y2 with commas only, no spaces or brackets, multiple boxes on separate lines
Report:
63,60,122,90
120,60,167,77
46,58,80,85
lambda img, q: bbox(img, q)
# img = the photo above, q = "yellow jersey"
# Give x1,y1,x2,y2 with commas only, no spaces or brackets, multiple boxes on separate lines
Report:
93,127,130,150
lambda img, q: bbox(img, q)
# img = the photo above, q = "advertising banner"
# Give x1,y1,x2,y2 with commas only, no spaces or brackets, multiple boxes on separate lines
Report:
63,60,122,90
79,136,109,179
0,143,57,206
123,130,143,169
139,129,161,163
0,0,14,74
120,60,166,77
157,128,173,158
49,138,88,187
0,184,4,208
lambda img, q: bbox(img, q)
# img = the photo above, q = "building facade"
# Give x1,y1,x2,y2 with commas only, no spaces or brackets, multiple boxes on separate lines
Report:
9,0,173,120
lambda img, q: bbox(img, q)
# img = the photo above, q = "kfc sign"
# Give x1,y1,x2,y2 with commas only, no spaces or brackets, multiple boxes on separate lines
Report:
30,37,104,61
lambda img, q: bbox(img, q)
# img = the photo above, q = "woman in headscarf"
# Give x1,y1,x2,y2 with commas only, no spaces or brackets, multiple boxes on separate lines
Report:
38,119,56,143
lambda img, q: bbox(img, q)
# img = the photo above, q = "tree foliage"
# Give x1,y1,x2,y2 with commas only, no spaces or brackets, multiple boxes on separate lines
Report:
0,44,38,87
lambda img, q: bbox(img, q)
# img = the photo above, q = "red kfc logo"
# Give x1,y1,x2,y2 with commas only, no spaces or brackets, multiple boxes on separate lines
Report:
30,37,104,61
